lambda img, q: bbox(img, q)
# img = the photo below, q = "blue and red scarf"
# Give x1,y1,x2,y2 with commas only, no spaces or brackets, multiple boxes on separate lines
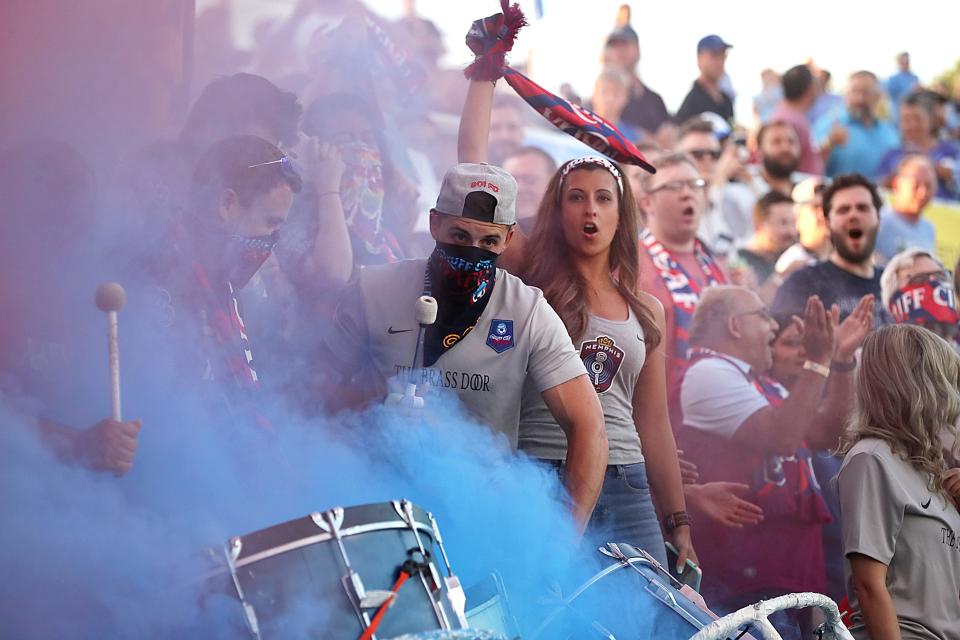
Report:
642,230,726,360
688,348,831,523
461,1,653,173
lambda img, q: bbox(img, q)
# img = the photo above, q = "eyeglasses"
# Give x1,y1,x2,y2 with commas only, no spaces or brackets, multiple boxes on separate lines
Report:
688,149,721,161
737,306,774,322
647,178,707,194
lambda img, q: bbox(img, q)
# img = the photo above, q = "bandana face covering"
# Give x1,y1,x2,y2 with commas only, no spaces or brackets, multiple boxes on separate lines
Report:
338,141,396,264
888,278,960,326
224,231,279,290
423,241,498,366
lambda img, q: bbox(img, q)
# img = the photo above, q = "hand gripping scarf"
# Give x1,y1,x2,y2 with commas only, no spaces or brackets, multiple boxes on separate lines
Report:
463,1,654,173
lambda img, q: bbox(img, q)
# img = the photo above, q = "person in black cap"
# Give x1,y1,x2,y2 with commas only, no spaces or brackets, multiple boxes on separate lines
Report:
602,4,672,140
675,35,735,125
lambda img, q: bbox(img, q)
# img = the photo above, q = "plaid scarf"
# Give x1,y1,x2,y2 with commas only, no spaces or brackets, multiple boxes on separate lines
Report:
641,229,726,359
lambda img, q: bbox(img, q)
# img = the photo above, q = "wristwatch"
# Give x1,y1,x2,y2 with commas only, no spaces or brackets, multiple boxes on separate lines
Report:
802,360,830,378
663,511,691,532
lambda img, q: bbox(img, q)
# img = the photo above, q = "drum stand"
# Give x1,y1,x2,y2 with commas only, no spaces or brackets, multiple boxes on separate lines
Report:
393,500,454,630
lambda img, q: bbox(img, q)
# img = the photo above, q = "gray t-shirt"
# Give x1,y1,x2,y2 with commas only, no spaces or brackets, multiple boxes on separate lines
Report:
326,258,587,448
518,309,646,465
837,438,960,640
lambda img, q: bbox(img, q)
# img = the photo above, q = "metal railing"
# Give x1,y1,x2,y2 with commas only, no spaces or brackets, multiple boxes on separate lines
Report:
690,592,855,640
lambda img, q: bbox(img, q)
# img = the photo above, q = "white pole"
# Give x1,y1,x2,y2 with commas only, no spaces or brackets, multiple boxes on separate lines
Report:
95,283,126,422
107,309,121,421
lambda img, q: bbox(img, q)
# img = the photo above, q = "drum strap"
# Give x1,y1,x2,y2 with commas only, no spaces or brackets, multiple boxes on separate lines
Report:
358,556,433,640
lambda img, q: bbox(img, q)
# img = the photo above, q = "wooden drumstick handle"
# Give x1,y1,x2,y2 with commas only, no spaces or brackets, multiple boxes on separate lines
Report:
95,283,126,421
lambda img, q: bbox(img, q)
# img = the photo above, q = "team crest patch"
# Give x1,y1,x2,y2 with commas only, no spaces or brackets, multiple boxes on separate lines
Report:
580,335,625,393
486,319,514,353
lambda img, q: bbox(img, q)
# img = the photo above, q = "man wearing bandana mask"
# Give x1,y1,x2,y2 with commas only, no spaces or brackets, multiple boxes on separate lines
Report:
175,135,302,392
881,249,959,346
321,160,607,533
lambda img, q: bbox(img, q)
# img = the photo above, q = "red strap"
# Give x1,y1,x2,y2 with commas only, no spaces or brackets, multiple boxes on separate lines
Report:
358,571,411,640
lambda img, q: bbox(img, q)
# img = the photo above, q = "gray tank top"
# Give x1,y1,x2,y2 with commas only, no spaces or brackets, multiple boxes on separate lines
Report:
518,308,647,464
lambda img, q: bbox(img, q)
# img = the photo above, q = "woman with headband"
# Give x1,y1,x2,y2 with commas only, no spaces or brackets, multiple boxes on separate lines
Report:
457,11,691,568
512,155,695,571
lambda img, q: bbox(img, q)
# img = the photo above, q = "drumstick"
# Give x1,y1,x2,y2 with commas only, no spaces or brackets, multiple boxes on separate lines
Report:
95,283,126,421
386,296,437,409
409,295,438,378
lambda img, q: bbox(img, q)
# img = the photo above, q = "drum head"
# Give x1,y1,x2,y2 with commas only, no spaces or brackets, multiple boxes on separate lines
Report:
226,501,457,639
534,548,730,640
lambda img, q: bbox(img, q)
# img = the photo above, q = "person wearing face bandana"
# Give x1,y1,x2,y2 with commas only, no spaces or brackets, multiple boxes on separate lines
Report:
170,134,302,395
881,249,960,348
317,4,607,535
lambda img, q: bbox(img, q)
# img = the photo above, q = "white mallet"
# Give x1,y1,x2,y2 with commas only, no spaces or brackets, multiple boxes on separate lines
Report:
95,283,126,421
386,296,438,409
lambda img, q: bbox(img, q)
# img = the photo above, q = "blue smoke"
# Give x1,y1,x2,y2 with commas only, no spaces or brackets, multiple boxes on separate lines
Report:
0,295,609,638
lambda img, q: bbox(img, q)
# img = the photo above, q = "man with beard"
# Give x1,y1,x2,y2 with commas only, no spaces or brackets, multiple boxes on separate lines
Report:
318,161,607,532
749,120,807,198
814,71,898,178
772,173,887,323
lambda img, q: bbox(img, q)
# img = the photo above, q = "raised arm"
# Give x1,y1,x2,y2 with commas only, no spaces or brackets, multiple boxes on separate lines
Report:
541,375,607,534
807,295,874,450
457,2,527,164
458,79,496,164
733,296,835,455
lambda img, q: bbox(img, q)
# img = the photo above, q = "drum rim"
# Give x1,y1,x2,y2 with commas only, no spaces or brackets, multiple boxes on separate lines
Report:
533,556,711,637
234,520,436,567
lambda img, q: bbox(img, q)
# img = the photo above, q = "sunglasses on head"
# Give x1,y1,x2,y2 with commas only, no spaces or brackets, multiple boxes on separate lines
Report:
246,156,300,182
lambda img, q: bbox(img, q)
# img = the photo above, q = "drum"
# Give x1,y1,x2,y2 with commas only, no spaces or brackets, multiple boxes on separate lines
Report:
223,500,467,639
464,573,520,639
533,543,755,640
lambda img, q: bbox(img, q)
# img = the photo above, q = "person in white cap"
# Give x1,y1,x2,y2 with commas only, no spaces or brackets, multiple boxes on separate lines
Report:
318,81,608,532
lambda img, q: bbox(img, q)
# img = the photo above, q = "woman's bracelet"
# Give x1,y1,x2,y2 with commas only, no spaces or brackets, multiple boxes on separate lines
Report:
663,511,691,532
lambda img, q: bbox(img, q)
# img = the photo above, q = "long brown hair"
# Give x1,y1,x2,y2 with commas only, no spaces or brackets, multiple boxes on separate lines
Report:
522,159,661,350
840,324,960,495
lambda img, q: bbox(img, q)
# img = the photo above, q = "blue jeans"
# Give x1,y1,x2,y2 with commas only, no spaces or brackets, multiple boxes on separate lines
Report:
544,460,668,567
588,463,668,567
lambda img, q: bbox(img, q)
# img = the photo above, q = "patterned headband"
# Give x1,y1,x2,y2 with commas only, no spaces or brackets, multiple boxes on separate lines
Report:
558,156,624,198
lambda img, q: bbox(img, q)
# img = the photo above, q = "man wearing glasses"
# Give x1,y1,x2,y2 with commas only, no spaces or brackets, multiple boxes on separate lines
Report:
676,117,756,252
677,285,844,639
637,152,729,387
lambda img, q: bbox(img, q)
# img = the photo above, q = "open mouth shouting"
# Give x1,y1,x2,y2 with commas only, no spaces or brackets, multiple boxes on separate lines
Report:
583,222,599,237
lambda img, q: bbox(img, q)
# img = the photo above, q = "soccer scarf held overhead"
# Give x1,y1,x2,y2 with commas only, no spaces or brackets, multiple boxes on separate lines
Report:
641,229,726,360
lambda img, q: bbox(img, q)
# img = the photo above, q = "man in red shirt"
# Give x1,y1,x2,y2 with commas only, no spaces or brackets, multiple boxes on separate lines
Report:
637,152,729,389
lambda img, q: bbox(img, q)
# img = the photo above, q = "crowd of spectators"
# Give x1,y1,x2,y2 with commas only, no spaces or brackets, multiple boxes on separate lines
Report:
3,2,959,638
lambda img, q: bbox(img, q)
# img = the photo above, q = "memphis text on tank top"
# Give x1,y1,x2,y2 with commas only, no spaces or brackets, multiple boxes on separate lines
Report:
393,365,492,392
